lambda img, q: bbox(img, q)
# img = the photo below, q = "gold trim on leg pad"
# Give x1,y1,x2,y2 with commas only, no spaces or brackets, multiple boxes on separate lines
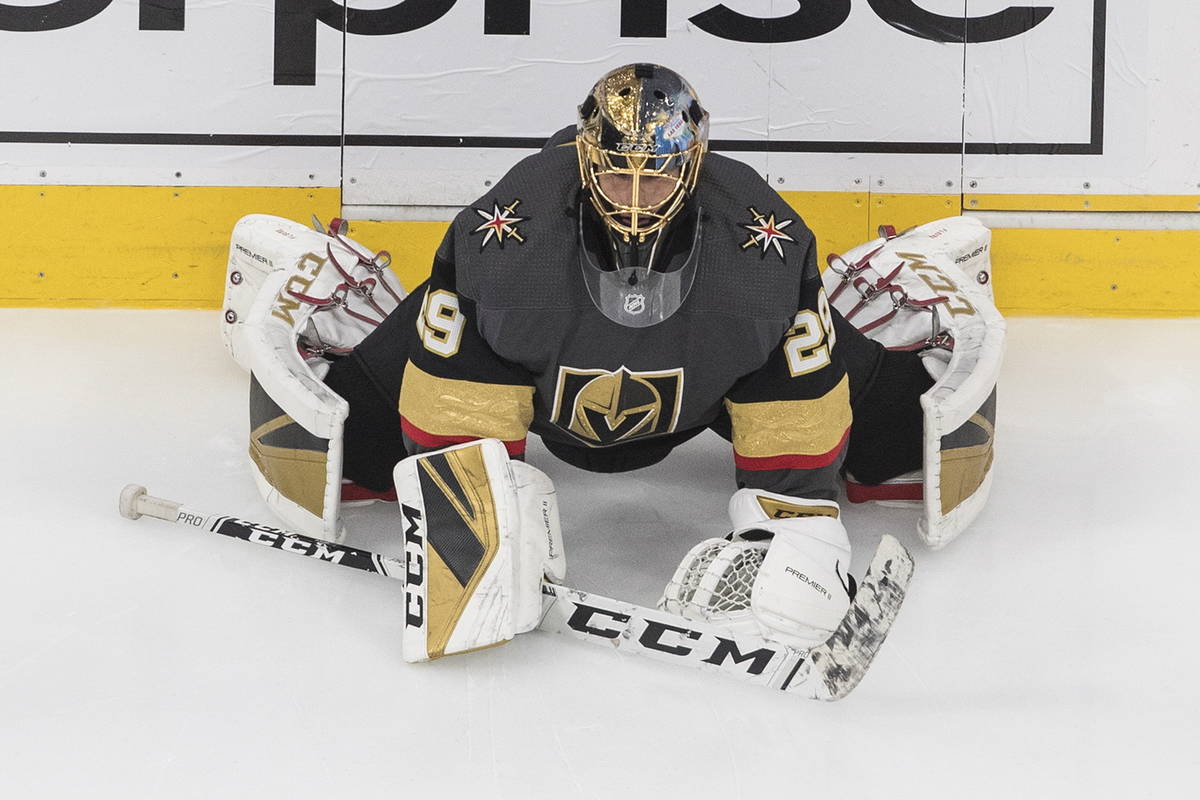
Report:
248,373,331,519
937,388,997,516
398,441,520,662
413,445,503,659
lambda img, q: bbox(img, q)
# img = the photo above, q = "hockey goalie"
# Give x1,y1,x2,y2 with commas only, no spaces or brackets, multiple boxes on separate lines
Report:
218,63,1004,679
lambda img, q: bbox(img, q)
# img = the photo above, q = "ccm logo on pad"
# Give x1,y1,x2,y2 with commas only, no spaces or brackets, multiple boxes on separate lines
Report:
401,503,425,629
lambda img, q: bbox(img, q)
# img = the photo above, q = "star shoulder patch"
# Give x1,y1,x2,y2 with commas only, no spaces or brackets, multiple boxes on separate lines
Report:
739,206,796,261
471,198,529,251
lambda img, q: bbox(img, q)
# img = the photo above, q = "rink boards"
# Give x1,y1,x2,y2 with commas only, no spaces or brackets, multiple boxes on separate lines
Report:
2,1,1198,316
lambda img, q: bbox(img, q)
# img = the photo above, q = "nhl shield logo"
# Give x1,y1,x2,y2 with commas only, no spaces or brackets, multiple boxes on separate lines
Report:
550,365,684,447
623,293,646,315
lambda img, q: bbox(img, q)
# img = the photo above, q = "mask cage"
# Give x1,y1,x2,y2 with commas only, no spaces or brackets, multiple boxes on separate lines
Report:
577,135,704,242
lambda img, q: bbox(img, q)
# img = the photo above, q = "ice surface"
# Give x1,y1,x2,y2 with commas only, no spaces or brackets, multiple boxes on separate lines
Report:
2,310,1198,798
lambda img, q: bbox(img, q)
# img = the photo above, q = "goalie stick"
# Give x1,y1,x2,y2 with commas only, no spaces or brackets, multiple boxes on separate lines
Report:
117,484,913,701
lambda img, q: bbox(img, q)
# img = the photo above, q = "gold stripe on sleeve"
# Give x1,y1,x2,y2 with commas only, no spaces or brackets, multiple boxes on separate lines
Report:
400,361,535,442
725,375,852,459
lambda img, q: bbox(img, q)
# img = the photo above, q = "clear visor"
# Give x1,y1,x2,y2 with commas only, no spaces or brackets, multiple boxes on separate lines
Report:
577,208,703,328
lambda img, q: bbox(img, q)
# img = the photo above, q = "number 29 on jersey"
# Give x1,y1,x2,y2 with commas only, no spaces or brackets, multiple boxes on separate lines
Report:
416,289,465,357
783,288,837,377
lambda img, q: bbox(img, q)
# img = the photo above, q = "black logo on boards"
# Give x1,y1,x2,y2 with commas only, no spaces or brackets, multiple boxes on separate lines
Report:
0,1,1056,86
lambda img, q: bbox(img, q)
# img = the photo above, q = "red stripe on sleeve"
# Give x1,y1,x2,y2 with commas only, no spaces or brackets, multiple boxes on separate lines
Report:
733,427,850,472
400,417,527,458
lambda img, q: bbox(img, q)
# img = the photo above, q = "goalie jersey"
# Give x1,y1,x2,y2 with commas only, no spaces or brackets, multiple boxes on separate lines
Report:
362,140,851,501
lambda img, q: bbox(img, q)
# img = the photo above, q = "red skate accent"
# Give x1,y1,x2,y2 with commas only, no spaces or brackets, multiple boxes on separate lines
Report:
340,483,397,504
400,417,527,458
845,479,924,504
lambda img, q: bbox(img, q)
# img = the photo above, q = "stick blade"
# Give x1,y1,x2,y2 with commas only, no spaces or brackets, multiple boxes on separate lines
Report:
802,534,914,701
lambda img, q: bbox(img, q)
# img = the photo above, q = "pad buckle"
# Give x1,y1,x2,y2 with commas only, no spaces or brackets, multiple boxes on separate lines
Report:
913,302,955,352
826,243,885,303
843,263,905,330
828,244,956,352
285,243,392,325
310,214,402,306
331,233,401,305
886,299,956,353
325,243,396,319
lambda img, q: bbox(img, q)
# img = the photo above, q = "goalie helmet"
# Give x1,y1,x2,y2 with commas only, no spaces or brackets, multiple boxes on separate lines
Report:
576,63,709,244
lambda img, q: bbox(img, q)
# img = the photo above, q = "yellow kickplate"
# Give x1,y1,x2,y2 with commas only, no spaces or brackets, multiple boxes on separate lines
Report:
3,186,1198,317
967,193,1200,213
2,186,339,308
991,227,1200,317
343,219,450,294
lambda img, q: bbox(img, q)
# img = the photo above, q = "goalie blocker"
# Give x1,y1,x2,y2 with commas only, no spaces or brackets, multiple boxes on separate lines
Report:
393,439,566,661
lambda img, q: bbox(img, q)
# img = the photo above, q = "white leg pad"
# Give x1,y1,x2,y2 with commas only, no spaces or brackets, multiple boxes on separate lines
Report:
824,217,1005,549
242,266,349,543
225,214,406,543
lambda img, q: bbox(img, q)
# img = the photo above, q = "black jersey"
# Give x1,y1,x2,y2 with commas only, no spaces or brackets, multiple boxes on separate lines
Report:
397,139,851,500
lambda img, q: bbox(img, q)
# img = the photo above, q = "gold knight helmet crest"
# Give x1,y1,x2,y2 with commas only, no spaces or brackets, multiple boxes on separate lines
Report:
552,366,684,446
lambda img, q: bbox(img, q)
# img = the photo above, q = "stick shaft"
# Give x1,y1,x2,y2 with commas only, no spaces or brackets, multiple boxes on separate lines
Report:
119,485,908,699
128,487,404,580
121,485,807,688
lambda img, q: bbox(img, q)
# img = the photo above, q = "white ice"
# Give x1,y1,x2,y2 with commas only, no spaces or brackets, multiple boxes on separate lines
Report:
2,310,1197,799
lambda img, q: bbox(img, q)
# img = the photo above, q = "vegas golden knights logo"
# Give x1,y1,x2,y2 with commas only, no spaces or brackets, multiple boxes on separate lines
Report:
551,366,684,447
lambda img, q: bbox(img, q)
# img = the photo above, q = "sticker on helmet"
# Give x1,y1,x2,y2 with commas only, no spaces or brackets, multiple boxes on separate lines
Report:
661,115,686,141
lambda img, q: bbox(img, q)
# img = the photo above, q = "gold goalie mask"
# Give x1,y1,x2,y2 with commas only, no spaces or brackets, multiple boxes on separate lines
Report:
576,63,710,327
577,63,709,243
